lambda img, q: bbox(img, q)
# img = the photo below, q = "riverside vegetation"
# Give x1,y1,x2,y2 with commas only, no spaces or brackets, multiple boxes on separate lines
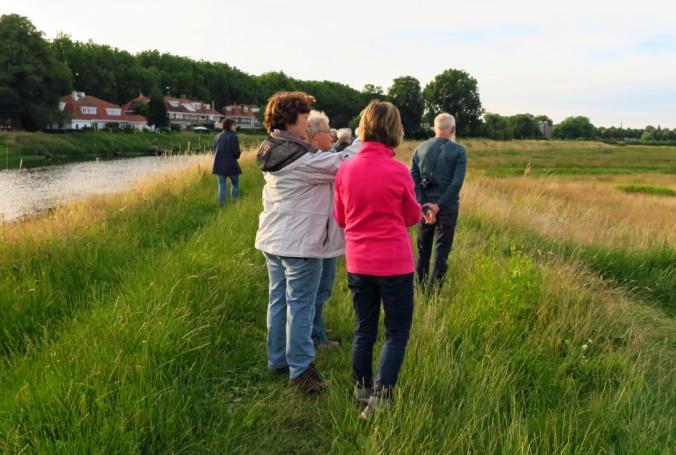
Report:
0,140,674,453
0,131,265,169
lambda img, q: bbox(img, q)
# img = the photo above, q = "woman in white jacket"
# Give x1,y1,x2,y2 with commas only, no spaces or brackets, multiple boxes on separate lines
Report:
255,92,354,395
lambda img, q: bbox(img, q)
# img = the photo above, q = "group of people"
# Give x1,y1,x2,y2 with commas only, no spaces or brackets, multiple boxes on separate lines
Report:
212,91,467,420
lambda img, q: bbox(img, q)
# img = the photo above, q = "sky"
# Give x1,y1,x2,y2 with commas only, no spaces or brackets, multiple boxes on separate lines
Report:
3,0,676,128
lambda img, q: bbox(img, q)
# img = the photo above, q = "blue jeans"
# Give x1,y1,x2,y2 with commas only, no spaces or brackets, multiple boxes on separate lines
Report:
348,273,414,393
312,257,338,346
263,252,322,379
217,174,239,205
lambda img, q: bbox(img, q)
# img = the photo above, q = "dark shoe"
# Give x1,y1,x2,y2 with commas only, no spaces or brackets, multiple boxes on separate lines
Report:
289,365,327,395
268,366,289,376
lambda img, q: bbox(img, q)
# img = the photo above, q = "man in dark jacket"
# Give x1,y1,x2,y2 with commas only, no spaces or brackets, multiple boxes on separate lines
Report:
410,113,467,289
212,118,242,206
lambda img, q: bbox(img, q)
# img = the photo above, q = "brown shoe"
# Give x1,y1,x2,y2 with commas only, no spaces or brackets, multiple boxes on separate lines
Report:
289,365,327,395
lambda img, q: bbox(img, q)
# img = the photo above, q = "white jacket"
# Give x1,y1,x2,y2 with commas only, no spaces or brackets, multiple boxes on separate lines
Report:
255,143,357,258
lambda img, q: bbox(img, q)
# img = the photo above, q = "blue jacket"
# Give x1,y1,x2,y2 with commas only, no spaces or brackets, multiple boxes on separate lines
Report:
410,137,467,210
212,131,242,176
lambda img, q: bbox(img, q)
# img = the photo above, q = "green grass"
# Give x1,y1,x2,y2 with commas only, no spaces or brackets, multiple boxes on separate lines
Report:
463,216,676,316
462,141,676,176
1,158,674,453
0,131,265,169
617,184,676,196
0,171,226,354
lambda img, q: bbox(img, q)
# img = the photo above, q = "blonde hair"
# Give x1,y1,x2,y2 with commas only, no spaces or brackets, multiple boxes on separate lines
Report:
358,100,403,148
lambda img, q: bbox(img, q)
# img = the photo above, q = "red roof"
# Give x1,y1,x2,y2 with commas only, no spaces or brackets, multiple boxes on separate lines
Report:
61,93,147,123
121,95,150,114
222,104,257,118
164,96,223,116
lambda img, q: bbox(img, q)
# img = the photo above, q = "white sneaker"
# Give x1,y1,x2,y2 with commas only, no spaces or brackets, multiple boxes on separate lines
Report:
353,385,373,405
359,395,390,421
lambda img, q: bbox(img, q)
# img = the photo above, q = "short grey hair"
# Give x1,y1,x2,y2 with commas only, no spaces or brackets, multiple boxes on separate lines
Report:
337,128,352,142
307,110,330,138
434,113,456,131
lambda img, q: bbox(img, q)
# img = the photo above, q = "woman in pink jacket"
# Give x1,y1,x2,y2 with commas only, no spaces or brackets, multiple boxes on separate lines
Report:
334,100,422,420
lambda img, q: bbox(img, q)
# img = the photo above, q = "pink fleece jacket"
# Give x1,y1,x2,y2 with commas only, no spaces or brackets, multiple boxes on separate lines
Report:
334,142,422,276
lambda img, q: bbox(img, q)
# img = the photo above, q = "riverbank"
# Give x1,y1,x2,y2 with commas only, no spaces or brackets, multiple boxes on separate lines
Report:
1,141,674,453
0,131,266,169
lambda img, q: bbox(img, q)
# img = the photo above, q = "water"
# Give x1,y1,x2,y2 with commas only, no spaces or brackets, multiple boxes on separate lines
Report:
0,155,203,223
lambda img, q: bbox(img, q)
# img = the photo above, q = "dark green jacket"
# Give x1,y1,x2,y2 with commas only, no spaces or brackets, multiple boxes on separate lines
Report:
410,137,467,210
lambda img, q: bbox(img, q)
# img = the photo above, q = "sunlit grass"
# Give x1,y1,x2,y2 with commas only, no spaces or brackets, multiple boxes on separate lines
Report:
0,140,674,453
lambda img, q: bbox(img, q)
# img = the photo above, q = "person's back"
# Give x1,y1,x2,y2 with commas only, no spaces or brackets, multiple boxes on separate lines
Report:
412,137,466,209
410,113,467,288
333,100,421,421
336,142,420,276
212,120,242,205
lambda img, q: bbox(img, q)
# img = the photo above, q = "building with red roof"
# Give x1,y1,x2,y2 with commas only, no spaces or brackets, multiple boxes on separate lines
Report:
165,96,223,129
58,92,148,130
222,104,261,129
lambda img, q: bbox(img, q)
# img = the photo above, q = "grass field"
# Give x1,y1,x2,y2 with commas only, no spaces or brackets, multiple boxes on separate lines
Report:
0,140,674,453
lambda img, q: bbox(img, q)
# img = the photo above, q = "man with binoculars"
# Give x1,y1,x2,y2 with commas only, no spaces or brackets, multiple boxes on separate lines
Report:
410,113,468,290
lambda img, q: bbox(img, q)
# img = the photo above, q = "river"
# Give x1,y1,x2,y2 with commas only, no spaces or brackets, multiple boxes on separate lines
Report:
0,155,205,223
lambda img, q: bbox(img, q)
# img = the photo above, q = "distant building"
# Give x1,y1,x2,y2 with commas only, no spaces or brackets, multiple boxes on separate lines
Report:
222,104,262,129
165,96,223,129
539,121,553,139
121,95,150,116
57,92,147,130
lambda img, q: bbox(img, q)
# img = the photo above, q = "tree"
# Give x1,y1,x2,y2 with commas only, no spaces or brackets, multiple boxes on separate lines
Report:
483,113,513,140
388,76,424,138
423,69,484,136
0,14,72,129
535,114,553,126
509,114,541,139
363,84,384,97
361,83,390,105
553,116,596,139
147,91,168,128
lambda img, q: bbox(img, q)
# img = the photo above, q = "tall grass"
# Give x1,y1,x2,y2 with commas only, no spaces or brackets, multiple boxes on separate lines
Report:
0,143,674,453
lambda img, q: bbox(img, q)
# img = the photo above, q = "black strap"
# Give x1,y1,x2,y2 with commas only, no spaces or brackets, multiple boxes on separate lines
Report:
421,138,448,178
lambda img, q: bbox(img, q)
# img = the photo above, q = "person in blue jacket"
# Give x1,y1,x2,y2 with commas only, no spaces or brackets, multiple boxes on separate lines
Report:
410,113,467,290
212,118,242,206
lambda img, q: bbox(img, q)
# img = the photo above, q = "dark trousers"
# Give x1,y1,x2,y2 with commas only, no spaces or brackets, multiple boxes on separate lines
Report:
416,207,459,288
348,273,414,393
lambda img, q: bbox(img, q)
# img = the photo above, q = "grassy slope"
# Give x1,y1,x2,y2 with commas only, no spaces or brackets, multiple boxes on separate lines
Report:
0,145,674,453
0,131,265,169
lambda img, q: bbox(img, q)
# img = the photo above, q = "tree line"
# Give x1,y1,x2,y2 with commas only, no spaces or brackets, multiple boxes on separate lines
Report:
483,113,676,142
1,13,673,142
0,14,482,135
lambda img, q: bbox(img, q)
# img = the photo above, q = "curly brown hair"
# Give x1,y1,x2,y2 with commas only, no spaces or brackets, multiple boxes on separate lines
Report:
263,91,313,133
